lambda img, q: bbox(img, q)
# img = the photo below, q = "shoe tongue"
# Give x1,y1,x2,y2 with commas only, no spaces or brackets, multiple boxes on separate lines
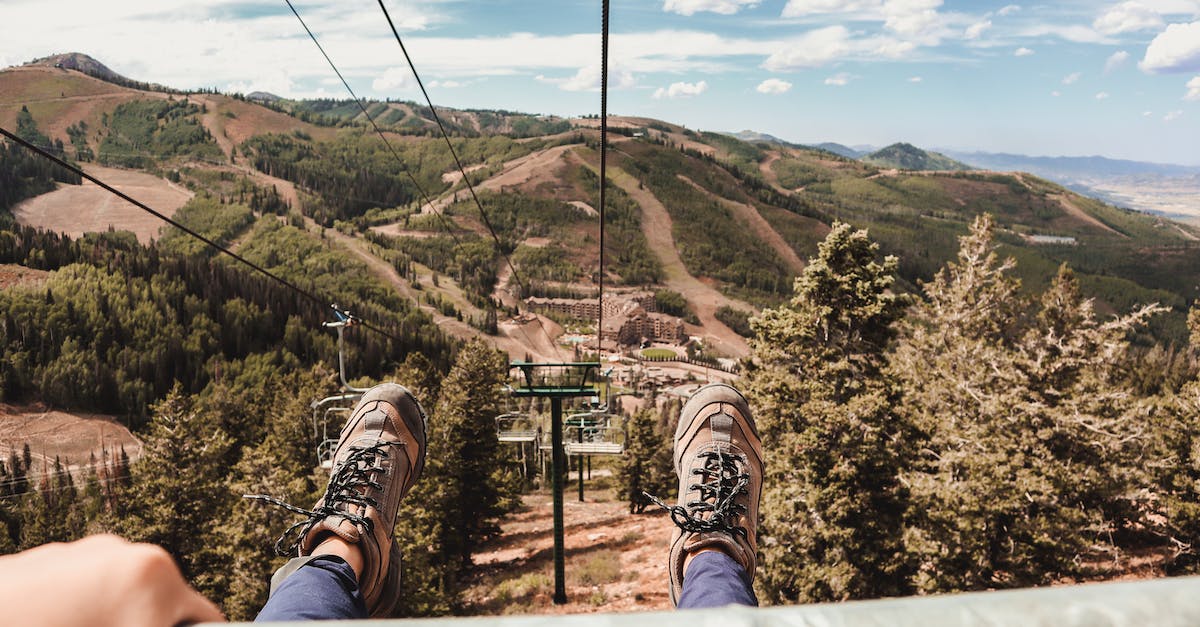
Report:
709,408,733,443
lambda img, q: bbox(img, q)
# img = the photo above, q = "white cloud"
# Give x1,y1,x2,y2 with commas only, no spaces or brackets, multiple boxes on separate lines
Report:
965,19,991,39
1015,47,1035,56
544,64,637,92
1140,21,1200,73
996,4,1021,16
763,25,853,69
1186,75,1200,100
373,67,414,92
781,0,879,17
653,80,708,99
756,78,793,94
1095,91,1110,99
429,79,463,89
908,75,923,82
1052,90,1062,96
825,72,853,86
1094,1,1165,34
1105,50,1130,73
1063,72,1082,84
1164,109,1183,121
1019,24,1111,44
663,0,761,15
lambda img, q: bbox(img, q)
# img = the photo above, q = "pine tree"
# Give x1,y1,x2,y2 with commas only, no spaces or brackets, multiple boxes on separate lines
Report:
114,388,233,593
893,216,1162,592
745,222,914,603
390,339,510,615
618,408,675,514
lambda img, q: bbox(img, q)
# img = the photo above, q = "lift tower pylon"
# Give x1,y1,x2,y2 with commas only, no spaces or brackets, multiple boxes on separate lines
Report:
508,361,600,605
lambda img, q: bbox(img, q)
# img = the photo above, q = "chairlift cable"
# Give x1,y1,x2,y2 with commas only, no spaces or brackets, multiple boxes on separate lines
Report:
283,0,463,246
375,0,567,361
0,127,407,345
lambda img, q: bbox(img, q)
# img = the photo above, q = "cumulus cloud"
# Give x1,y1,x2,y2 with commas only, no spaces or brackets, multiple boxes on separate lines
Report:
781,0,879,17
763,25,853,69
965,19,991,39
1095,91,1110,99
653,80,708,99
1094,1,1165,35
1020,24,1111,44
756,78,793,94
996,4,1021,16
663,0,761,15
1063,72,1082,84
1015,47,1035,56
541,64,637,92
1140,21,1200,73
1105,50,1130,73
824,72,853,86
1164,109,1183,121
373,67,414,91
1186,75,1200,100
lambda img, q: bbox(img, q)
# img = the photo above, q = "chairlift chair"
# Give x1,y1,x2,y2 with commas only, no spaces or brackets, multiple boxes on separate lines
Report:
311,306,370,469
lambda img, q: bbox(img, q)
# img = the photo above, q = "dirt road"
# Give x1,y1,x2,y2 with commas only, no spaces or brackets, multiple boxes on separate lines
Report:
677,174,805,274
607,167,751,358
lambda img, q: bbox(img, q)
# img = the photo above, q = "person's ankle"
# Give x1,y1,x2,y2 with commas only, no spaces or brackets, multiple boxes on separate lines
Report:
312,534,365,581
682,546,730,577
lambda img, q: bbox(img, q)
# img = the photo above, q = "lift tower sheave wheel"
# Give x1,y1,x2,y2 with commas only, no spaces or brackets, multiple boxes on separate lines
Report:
508,361,600,606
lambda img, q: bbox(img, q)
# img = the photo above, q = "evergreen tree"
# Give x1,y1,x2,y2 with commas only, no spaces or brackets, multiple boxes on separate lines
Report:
893,216,1161,592
391,339,510,615
745,222,914,603
114,388,234,594
618,407,675,514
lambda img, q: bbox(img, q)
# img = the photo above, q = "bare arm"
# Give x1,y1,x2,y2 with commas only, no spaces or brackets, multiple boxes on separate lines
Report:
0,534,225,627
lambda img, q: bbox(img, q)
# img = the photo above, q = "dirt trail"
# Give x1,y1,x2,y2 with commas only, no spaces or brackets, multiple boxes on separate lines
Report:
1050,193,1126,237
313,217,565,361
12,164,193,243
607,167,750,358
466,493,675,614
677,174,805,274
758,151,793,196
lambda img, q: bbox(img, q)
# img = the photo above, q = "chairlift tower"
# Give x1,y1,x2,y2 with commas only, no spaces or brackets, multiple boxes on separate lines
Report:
508,361,600,605
311,307,370,469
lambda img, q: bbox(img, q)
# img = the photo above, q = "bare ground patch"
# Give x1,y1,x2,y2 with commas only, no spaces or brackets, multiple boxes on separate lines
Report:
0,404,142,472
465,493,675,615
12,164,192,244
0,264,49,290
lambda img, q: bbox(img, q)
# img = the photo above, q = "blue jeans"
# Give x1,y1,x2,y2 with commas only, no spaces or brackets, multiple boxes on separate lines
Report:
255,550,756,621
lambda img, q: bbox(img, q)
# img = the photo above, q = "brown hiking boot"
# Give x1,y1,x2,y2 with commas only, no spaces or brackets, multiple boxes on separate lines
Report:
249,383,427,617
660,383,762,606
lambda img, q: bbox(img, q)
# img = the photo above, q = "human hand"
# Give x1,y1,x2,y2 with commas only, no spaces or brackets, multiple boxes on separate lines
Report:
0,534,225,627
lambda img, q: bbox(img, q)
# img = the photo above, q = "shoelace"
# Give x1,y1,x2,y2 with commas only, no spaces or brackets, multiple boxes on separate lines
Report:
245,440,396,557
646,449,750,539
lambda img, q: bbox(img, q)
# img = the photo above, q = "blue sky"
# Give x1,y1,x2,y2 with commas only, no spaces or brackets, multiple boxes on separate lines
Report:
2,0,1199,164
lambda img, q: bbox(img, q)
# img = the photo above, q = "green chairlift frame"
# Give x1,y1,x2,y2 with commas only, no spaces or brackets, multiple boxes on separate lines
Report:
508,361,600,605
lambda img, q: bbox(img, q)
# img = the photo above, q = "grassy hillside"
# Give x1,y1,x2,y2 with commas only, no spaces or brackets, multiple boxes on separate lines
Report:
3,61,1198,343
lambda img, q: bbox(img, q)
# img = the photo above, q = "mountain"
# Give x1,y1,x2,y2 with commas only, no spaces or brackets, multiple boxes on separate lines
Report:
3,57,1198,352
24,52,179,93
813,142,864,159
26,52,126,83
729,130,801,148
939,150,1200,179
863,142,973,171
246,91,282,103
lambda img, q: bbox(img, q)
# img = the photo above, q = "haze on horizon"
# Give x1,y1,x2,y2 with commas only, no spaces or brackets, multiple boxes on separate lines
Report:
2,0,1198,165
